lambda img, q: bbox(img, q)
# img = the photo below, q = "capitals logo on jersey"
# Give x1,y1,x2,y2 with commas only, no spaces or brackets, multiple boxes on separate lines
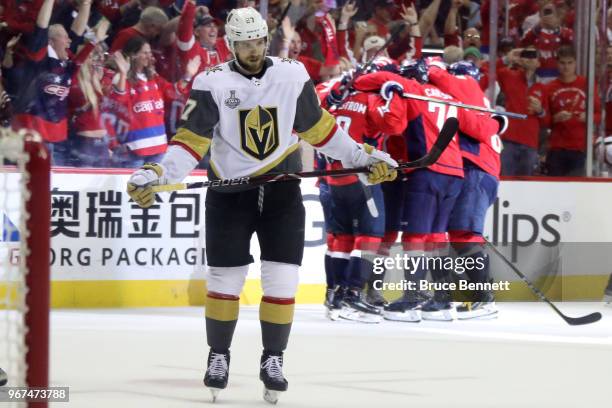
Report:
239,105,280,160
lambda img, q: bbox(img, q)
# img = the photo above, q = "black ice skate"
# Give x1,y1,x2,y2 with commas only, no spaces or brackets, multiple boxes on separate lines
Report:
456,291,498,320
260,351,288,404
0,367,7,386
203,349,230,402
326,285,345,321
421,298,456,321
340,289,382,323
324,287,334,308
383,292,423,322
366,285,388,310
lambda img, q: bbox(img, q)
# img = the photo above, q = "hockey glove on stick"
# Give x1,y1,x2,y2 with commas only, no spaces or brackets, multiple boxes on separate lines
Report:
344,144,398,184
127,163,167,208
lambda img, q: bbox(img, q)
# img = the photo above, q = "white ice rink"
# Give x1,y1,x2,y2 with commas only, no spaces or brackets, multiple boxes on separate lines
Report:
16,303,612,407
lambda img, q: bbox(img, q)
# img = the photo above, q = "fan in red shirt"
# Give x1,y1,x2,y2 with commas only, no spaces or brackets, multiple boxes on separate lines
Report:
520,2,574,82
496,46,548,175
597,46,612,170
544,46,601,176
68,21,113,168
277,2,362,84
176,0,231,75
107,37,196,168
109,6,169,53
0,0,44,34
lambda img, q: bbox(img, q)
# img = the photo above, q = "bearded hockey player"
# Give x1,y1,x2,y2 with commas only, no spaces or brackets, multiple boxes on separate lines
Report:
126,7,397,404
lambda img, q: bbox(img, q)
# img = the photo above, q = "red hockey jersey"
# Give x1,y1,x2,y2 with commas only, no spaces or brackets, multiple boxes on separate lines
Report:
354,72,465,178
428,66,502,178
315,75,401,185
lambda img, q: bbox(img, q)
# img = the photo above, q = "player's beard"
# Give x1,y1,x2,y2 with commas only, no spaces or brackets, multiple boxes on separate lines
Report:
236,52,265,75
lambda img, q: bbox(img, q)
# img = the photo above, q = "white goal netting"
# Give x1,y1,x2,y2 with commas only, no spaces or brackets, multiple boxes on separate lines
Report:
0,128,50,407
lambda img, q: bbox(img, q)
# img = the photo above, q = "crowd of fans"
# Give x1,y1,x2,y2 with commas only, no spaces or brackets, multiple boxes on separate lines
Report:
0,0,610,176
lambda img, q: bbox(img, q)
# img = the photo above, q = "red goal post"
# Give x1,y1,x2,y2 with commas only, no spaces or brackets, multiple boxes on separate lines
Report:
0,128,51,407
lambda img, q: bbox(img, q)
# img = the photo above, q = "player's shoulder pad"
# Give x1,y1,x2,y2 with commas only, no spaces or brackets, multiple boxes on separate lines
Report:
268,56,310,83
191,62,233,92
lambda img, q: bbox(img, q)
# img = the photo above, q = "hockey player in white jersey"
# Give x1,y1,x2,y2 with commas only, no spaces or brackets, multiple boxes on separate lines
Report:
126,7,397,404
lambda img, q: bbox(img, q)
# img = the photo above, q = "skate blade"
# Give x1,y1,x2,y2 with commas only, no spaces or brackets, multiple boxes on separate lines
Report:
263,388,281,404
339,308,382,323
422,309,455,321
383,310,421,322
326,308,341,321
208,387,222,403
457,309,498,320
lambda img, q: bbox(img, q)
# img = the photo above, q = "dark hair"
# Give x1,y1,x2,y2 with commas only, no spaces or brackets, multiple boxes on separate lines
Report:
122,36,153,82
557,45,576,60
122,35,148,57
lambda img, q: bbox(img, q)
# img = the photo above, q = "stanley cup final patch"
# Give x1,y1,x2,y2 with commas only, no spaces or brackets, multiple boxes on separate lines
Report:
224,90,241,109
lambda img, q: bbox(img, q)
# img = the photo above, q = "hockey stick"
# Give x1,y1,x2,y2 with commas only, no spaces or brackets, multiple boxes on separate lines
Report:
152,117,458,193
401,92,528,120
485,240,602,326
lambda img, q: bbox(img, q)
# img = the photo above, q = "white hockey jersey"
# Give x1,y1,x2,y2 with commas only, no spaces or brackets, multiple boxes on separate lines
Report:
171,57,339,180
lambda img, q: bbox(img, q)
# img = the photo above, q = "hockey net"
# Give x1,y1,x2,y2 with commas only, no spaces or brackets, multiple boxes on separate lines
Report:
0,127,50,406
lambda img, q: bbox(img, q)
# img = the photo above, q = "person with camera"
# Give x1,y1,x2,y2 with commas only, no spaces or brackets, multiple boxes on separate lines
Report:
520,1,573,83
496,45,548,176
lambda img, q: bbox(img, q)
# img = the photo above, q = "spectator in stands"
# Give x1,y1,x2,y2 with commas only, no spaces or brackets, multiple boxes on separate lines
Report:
109,36,199,167
0,71,10,127
8,0,95,165
0,0,43,34
109,6,169,52
596,45,612,174
68,20,112,168
445,4,482,50
497,46,548,176
368,0,396,38
413,0,442,46
520,1,573,83
544,46,601,176
0,34,19,127
443,45,463,64
444,0,464,47
279,17,325,81
176,0,231,75
154,16,182,82
463,27,482,50
352,2,421,63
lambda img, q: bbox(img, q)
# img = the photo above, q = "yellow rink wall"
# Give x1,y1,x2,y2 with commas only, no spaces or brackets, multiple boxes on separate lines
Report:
1,275,606,309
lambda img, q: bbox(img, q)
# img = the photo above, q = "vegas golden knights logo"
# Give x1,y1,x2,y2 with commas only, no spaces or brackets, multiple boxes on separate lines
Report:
239,106,280,160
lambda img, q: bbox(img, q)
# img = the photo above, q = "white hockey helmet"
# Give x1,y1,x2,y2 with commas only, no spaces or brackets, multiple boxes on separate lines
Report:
595,135,612,166
225,7,268,54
